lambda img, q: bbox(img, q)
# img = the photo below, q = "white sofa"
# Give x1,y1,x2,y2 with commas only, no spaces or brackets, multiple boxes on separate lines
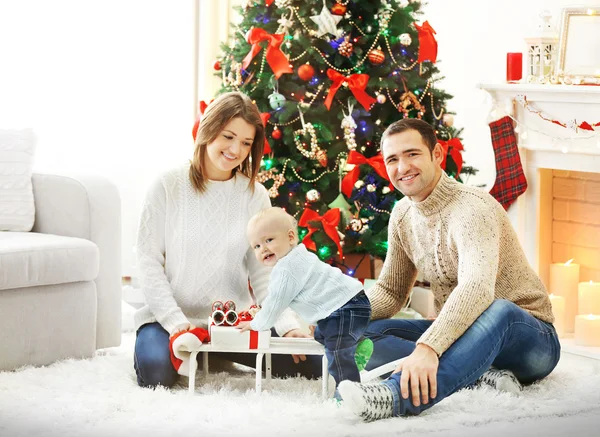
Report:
0,173,122,371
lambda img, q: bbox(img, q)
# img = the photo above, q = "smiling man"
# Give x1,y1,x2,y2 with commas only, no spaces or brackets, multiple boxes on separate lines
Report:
338,118,561,422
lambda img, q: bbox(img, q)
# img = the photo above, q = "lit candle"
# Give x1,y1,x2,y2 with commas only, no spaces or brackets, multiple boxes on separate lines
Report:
549,259,580,332
548,294,566,337
574,314,600,347
578,281,600,315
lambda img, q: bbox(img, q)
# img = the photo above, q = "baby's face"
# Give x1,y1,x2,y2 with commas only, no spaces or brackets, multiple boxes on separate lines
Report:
248,219,294,267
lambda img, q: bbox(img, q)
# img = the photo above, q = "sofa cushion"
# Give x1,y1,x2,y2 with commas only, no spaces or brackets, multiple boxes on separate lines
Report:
0,232,99,291
0,129,36,231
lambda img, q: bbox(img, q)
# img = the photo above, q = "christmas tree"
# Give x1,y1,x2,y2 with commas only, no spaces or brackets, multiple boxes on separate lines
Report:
212,0,476,266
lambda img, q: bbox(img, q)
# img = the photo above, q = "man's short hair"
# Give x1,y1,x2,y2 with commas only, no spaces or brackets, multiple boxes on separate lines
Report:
381,118,438,154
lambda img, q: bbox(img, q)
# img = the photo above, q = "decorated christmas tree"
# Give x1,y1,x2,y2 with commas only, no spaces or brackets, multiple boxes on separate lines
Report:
211,0,476,267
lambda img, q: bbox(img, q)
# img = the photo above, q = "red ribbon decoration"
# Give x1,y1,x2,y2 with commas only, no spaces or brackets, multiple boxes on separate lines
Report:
415,21,438,64
324,69,376,111
341,151,394,197
260,113,272,155
298,208,343,258
192,99,214,141
242,28,293,79
438,138,464,175
249,330,259,349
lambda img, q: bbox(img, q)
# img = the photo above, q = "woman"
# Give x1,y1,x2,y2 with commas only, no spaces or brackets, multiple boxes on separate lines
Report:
133,91,321,388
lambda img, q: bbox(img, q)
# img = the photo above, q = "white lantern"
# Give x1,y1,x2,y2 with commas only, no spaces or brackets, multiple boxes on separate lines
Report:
525,10,558,83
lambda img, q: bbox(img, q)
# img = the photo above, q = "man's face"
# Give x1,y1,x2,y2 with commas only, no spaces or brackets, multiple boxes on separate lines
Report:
382,129,443,202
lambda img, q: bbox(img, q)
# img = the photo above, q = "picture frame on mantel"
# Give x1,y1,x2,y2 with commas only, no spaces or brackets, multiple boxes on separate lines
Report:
557,6,600,83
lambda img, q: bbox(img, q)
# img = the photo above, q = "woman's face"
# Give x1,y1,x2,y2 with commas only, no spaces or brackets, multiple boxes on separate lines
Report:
204,117,256,181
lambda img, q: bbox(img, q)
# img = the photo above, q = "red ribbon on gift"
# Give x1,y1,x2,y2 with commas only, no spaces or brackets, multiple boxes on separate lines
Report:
298,208,343,257
341,151,394,197
192,99,214,141
439,138,464,175
324,69,376,111
242,28,292,79
260,112,272,155
415,21,438,64
249,330,259,349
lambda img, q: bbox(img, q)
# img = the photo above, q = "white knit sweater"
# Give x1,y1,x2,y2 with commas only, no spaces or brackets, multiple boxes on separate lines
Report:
133,165,300,336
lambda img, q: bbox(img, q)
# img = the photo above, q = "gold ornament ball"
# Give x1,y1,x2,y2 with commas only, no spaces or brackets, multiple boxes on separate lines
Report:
338,37,353,57
368,48,385,65
442,114,454,127
376,94,387,104
306,189,321,203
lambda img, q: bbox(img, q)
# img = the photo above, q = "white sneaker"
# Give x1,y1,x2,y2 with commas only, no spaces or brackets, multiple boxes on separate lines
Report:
476,367,522,394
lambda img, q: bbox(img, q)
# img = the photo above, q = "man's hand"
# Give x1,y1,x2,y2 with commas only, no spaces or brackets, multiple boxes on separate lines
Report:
394,343,439,407
236,321,252,332
283,328,309,364
169,323,196,339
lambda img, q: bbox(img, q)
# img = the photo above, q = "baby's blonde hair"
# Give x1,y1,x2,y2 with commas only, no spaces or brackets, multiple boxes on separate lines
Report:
248,207,298,244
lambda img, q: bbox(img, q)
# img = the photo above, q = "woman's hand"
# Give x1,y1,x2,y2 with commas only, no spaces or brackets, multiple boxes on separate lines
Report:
236,321,252,332
283,328,309,363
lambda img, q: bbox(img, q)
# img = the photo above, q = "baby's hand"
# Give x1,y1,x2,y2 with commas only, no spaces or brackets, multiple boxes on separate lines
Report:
236,321,252,332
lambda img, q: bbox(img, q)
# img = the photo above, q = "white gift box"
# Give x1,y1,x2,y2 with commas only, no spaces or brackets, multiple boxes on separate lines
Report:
208,317,271,350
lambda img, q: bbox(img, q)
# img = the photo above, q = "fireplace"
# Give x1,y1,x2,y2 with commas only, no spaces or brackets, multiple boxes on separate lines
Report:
480,83,600,358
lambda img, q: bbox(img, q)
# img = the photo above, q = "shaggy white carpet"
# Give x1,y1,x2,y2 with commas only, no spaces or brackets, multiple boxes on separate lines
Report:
2,309,600,437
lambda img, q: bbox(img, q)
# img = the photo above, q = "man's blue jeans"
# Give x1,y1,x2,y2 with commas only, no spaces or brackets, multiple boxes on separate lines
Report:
314,291,371,386
364,299,561,416
134,323,322,388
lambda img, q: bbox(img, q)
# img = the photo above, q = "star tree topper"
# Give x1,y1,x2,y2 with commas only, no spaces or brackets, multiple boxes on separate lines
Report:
310,0,343,38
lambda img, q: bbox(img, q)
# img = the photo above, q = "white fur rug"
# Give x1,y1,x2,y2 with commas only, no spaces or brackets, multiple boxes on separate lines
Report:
1,308,600,437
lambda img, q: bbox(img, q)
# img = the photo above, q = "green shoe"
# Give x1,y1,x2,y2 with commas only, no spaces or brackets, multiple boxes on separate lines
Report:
354,338,374,372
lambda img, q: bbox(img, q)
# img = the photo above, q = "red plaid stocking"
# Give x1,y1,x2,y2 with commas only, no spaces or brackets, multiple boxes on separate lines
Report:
489,116,527,210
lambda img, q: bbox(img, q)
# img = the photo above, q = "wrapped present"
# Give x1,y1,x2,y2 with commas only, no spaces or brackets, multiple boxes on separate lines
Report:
208,317,271,350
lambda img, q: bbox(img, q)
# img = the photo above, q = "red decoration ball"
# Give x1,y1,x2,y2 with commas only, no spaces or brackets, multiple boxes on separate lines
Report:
213,60,221,70
297,64,315,81
368,49,385,65
331,4,347,15
272,129,282,140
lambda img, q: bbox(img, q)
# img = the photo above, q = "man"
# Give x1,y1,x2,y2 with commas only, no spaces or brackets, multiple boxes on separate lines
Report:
338,118,560,422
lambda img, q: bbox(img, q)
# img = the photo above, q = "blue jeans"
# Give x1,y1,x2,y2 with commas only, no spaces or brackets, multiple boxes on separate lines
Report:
314,291,371,386
134,323,323,388
364,299,561,416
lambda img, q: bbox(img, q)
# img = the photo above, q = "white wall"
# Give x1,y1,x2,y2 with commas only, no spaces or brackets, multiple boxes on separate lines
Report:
422,0,583,188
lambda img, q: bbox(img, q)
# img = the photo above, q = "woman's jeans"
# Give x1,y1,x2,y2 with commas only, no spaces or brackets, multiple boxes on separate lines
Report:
364,299,561,416
313,291,371,386
134,323,323,388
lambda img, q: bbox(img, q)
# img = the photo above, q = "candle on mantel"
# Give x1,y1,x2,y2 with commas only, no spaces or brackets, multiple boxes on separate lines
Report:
548,294,566,337
549,259,580,332
579,281,600,315
574,314,600,347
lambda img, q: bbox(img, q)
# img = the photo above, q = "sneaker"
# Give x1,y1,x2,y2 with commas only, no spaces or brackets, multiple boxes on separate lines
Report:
338,380,394,422
354,338,374,372
476,367,522,394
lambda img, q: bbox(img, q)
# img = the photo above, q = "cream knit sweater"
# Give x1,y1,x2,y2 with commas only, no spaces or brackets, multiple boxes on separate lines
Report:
367,173,554,356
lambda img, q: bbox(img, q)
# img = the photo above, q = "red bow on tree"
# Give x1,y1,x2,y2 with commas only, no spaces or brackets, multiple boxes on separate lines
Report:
260,113,272,155
242,28,293,79
415,21,438,64
341,151,394,197
192,99,214,141
298,208,343,258
265,0,274,6
438,138,464,175
324,69,376,111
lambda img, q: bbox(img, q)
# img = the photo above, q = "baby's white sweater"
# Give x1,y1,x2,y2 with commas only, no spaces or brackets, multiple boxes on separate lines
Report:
134,165,299,336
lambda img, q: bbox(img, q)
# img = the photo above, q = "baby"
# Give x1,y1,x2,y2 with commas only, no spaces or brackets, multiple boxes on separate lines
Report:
238,206,373,387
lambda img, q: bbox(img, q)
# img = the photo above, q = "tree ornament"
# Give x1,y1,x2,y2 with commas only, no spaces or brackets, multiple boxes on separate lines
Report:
310,1,343,38
399,33,412,46
366,184,376,192
316,149,328,167
268,92,286,110
297,63,316,81
349,218,363,232
442,113,454,127
368,47,385,65
275,0,292,8
341,112,357,151
294,122,324,162
376,93,387,104
331,3,347,15
257,169,285,198
306,189,321,203
382,186,391,194
272,127,282,140
354,180,365,189
338,36,354,57
213,60,221,70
